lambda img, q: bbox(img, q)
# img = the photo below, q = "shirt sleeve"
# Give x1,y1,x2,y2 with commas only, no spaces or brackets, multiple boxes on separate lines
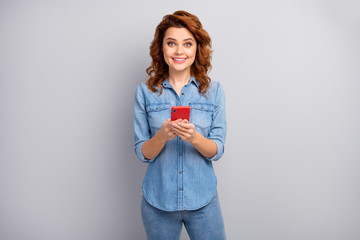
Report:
205,83,227,161
133,84,156,163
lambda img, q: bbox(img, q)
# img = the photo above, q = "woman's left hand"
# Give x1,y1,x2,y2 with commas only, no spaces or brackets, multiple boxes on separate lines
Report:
170,119,197,143
171,119,217,158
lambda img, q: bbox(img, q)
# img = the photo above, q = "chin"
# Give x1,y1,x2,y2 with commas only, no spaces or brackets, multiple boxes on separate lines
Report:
172,67,190,73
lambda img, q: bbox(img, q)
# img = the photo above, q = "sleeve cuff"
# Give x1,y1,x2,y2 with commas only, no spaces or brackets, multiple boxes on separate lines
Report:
135,141,156,163
205,139,224,161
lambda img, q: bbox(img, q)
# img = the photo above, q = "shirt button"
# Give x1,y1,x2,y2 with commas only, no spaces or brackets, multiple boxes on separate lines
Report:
179,187,183,191
181,93,184,95
179,153,182,156
179,171,183,174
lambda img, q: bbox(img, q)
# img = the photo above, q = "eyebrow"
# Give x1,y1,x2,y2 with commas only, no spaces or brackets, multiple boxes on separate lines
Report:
166,37,194,42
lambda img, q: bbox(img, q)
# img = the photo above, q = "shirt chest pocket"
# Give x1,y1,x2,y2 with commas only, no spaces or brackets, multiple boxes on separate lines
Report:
146,103,171,133
189,103,214,134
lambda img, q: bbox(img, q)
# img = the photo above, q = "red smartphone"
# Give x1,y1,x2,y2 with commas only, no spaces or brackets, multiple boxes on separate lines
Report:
171,106,190,121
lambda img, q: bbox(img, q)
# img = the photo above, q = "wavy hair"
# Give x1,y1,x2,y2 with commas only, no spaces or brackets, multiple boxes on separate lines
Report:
146,10,212,95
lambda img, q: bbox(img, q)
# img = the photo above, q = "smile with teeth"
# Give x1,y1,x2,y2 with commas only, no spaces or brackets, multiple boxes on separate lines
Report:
172,58,187,63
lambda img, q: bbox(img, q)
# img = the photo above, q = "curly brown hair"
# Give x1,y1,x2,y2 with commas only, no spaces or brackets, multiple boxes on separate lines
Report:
146,10,212,95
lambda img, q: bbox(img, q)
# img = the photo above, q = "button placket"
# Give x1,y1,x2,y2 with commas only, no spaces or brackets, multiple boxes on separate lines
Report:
176,82,191,209
179,84,190,101
177,137,184,210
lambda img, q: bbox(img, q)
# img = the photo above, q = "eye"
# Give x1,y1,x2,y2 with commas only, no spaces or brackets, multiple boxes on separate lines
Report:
184,42,192,47
167,42,175,47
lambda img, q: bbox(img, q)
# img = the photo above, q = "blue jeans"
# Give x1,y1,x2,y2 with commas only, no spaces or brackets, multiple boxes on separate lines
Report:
141,192,226,240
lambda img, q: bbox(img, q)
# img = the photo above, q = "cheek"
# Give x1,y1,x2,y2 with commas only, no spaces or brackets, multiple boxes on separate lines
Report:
187,49,196,63
162,49,170,65
188,48,197,58
163,47,174,59
162,48,167,58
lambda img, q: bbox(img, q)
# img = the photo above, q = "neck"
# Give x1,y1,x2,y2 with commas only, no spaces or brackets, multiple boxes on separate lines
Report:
168,70,191,87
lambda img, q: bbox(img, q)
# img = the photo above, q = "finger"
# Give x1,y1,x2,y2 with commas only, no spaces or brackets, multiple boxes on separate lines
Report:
178,132,191,141
163,119,171,128
168,131,177,138
171,125,192,137
172,129,188,139
171,126,186,135
171,122,187,131
177,122,195,129
171,118,183,124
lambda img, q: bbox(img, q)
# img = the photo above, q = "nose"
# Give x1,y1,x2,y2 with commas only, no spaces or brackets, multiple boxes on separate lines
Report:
175,45,184,55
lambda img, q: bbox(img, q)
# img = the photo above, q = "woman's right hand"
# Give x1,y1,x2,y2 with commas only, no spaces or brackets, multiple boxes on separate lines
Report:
157,118,177,142
142,118,185,160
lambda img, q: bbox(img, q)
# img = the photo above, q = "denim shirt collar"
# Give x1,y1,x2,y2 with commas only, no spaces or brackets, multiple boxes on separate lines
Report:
161,76,199,89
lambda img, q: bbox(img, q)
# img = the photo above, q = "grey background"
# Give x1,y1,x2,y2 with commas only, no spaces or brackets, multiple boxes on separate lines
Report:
1,0,359,239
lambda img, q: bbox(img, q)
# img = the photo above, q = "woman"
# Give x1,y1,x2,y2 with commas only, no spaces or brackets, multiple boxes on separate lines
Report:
133,10,227,240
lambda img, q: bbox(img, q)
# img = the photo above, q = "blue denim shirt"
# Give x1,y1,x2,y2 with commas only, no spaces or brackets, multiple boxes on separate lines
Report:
133,76,227,211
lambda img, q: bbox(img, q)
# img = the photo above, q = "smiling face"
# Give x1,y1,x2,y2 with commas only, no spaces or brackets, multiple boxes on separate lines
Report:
162,27,197,76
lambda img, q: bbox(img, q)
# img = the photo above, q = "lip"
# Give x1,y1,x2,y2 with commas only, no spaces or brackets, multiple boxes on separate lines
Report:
172,58,187,64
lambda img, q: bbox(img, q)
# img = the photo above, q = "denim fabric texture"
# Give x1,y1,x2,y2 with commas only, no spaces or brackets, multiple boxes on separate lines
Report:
133,76,227,211
141,192,226,240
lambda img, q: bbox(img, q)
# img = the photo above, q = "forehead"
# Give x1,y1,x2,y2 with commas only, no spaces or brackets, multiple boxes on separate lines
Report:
163,27,195,41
